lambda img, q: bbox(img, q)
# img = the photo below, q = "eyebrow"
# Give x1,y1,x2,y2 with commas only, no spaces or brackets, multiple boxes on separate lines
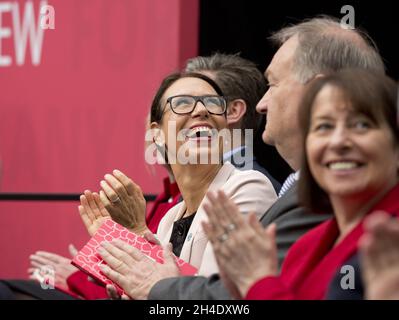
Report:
311,115,334,121
311,113,378,127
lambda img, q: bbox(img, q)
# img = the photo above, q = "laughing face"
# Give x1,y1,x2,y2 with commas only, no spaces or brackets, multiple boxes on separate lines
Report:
152,77,227,165
306,84,399,201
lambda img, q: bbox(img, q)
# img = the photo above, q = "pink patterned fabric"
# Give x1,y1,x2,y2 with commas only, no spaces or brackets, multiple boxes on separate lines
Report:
72,219,197,295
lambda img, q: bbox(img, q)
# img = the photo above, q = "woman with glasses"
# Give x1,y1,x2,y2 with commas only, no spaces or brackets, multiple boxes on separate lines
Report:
78,72,277,295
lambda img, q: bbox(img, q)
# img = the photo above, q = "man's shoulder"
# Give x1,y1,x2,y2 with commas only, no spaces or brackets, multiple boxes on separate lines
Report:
261,184,299,221
261,183,331,224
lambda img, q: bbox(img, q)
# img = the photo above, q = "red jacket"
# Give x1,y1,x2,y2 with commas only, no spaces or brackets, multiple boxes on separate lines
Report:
66,177,181,299
246,183,399,300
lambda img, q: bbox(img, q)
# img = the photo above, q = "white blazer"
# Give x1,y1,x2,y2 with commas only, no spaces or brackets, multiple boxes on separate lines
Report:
156,162,277,276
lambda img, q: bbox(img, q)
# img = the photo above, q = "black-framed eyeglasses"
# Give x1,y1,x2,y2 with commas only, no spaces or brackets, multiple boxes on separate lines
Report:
165,95,227,115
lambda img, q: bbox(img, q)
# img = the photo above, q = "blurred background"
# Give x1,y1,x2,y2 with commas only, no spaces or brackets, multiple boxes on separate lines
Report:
0,0,398,279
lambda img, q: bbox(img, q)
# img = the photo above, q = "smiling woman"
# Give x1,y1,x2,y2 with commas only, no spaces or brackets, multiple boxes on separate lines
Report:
267,69,399,299
150,73,228,167
299,69,399,222
77,71,278,299
145,72,276,272
201,68,399,300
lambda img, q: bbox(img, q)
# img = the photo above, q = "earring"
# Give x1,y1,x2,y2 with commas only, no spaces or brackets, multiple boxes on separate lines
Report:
153,137,165,149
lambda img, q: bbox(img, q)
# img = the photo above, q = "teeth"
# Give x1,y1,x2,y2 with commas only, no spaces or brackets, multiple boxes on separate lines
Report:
328,162,359,170
187,127,213,138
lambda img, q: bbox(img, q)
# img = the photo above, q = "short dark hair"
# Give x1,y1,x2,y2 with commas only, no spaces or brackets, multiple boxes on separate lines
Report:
298,68,399,213
150,72,225,123
185,53,267,132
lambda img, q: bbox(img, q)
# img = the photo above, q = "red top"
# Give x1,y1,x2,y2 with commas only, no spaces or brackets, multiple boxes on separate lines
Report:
246,183,399,300
66,177,181,299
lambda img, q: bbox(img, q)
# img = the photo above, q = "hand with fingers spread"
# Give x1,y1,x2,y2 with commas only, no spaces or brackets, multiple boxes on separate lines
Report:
28,244,78,291
99,169,148,235
202,190,278,297
97,239,180,300
359,211,399,300
79,190,111,236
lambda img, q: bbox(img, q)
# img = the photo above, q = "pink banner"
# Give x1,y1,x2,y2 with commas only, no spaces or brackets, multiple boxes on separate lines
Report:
0,0,198,278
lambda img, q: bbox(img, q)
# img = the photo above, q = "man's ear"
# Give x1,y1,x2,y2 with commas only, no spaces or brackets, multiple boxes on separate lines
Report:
313,73,325,80
305,73,325,86
226,99,247,127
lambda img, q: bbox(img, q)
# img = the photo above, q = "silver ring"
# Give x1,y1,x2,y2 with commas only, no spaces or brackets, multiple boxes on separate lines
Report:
111,196,121,204
218,233,229,243
225,223,236,233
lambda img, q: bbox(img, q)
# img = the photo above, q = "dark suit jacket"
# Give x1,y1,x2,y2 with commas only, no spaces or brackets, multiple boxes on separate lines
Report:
148,183,331,300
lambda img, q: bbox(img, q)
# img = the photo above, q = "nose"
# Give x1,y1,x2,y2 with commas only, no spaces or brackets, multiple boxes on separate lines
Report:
329,126,352,151
191,100,209,117
256,90,269,114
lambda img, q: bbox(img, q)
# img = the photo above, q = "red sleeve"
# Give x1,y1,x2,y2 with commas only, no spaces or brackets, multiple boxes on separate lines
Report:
246,220,334,300
67,270,108,300
245,276,295,300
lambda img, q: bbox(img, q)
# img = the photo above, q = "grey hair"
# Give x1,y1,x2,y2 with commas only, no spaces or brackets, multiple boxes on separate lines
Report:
270,16,386,83
184,53,267,132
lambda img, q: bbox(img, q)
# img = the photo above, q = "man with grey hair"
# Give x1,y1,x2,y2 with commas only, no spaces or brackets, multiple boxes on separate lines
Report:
185,53,282,193
108,16,386,300
259,16,384,172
